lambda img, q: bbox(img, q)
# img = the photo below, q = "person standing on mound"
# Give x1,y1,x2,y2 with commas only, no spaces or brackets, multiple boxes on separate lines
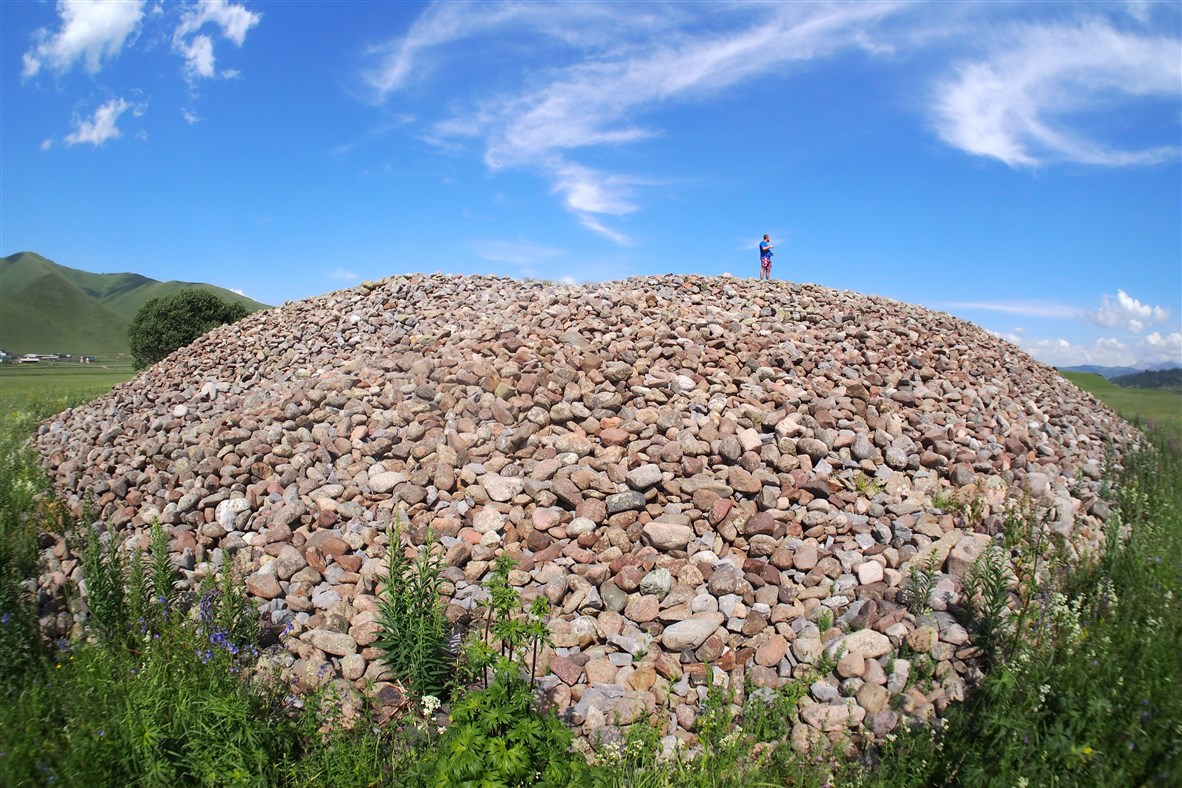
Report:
759,234,774,280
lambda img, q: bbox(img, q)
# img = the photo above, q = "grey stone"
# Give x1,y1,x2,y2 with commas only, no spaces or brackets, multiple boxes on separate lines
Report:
606,491,647,514
661,613,724,651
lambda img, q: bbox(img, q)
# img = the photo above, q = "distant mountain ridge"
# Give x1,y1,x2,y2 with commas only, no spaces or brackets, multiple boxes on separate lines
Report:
0,251,269,357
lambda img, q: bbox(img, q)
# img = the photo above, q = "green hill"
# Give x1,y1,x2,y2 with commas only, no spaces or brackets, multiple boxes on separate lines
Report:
0,251,268,358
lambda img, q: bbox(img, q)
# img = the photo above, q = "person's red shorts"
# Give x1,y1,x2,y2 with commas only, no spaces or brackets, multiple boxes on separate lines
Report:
761,258,772,272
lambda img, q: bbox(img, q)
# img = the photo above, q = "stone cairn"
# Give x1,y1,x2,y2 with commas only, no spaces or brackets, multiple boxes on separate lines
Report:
34,274,1135,753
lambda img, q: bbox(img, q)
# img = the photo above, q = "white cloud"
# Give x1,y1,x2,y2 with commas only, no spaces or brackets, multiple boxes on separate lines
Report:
364,3,1181,238
1141,331,1182,365
173,0,261,80
992,328,1182,368
180,34,216,78
64,98,134,146
1083,289,1170,333
22,0,146,78
366,2,909,242
934,19,1182,167
327,269,360,282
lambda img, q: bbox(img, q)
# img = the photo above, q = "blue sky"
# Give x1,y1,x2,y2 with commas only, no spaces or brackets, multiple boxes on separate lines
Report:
3,1,1180,369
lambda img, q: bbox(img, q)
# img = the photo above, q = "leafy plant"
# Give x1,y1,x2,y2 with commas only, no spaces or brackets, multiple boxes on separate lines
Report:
855,473,884,498
959,544,1012,665
413,554,584,787
903,552,940,616
80,523,129,645
374,516,451,698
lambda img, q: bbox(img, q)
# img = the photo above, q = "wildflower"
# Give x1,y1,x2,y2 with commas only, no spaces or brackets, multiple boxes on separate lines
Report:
1,612,9,624
1128,741,1136,751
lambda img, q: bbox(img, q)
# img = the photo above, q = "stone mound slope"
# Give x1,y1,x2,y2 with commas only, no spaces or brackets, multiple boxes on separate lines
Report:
35,274,1135,750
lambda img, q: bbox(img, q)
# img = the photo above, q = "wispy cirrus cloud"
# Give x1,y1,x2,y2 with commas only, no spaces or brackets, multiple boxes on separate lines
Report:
363,2,909,244
947,290,1172,335
942,299,1080,319
22,0,146,78
364,3,1180,240
933,19,1181,167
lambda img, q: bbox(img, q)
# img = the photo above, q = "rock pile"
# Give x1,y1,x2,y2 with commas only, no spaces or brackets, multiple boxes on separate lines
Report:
34,274,1135,752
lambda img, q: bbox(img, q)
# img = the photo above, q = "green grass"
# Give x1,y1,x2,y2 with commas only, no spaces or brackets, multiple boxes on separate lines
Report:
1063,371,1182,446
0,364,136,399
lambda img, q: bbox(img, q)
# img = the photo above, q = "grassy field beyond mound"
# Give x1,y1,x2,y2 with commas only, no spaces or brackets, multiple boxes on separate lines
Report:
1062,371,1182,445
0,364,136,399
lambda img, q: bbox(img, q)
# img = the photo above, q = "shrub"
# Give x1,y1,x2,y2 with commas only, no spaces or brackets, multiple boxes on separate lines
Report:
128,289,249,369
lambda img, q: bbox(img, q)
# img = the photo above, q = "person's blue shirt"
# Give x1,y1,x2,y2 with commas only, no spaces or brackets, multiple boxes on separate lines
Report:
760,240,772,259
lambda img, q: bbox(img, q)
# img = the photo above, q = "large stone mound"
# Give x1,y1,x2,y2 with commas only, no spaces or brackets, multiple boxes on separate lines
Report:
35,274,1134,750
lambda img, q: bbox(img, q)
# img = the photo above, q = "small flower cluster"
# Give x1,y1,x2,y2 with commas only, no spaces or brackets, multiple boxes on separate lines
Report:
420,694,442,717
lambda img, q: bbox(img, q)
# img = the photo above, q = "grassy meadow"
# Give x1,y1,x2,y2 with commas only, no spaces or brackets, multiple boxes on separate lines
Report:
0,370,1178,785
1062,370,1182,446
0,363,136,401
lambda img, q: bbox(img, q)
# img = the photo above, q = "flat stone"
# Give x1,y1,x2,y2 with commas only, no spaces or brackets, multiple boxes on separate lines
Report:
606,491,647,514
600,580,628,612
246,571,282,599
801,702,850,732
642,522,694,551
626,464,663,490
828,629,892,659
624,595,660,623
639,568,673,598
857,561,884,585
307,629,357,657
369,471,406,494
482,473,524,502
755,634,788,666
661,612,724,651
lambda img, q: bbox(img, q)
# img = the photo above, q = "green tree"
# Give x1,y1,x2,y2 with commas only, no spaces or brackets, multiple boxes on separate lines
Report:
128,290,249,369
